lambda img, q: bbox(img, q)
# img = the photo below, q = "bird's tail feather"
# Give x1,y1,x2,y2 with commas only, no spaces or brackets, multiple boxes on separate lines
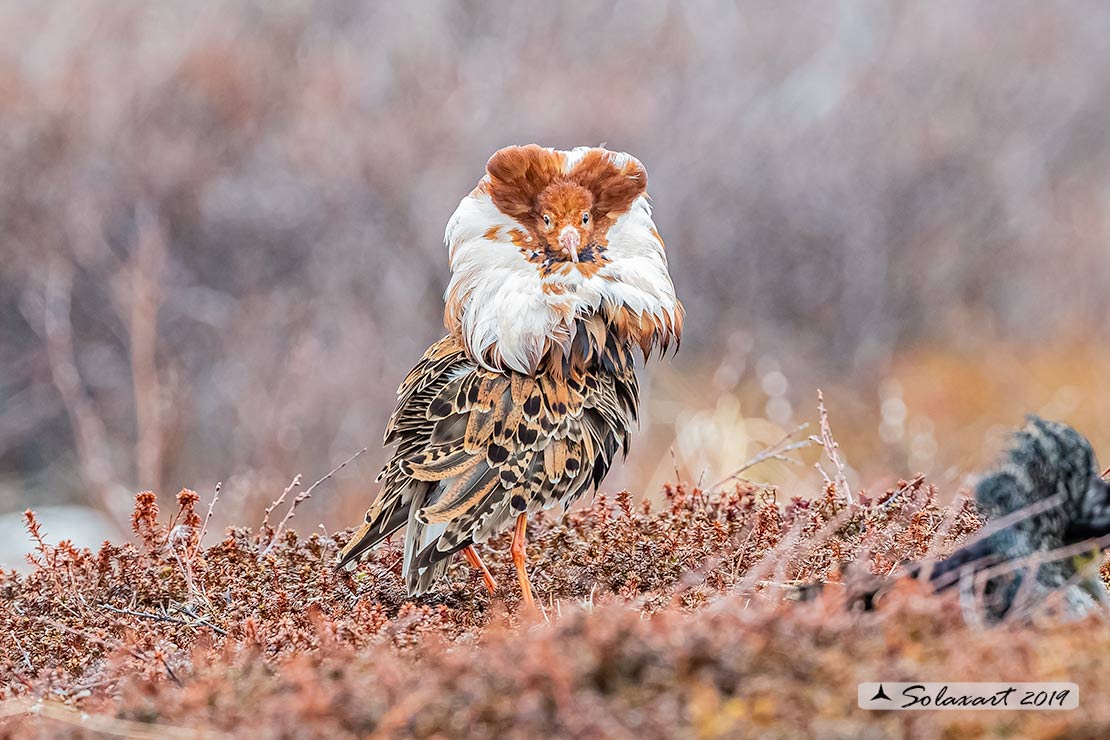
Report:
404,515,448,594
335,485,423,570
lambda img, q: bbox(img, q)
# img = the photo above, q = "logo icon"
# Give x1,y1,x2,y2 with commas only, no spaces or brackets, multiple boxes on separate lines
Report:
870,684,892,702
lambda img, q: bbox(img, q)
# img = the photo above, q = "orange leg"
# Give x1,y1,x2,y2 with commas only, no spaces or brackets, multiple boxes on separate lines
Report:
511,513,537,611
462,545,498,595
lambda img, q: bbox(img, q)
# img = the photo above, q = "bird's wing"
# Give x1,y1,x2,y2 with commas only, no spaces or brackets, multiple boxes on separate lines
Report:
338,327,639,595
407,340,639,587
336,335,473,570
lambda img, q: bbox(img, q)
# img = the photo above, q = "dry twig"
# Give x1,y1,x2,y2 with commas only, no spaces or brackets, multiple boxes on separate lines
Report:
99,603,227,636
192,481,222,561
708,423,811,492
879,474,927,511
263,448,367,554
810,390,852,504
262,474,303,534
927,493,1068,592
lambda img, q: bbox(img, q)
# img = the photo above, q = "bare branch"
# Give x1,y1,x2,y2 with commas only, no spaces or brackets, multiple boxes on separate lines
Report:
192,481,222,561
262,474,303,533
878,473,926,511
172,603,229,636
926,493,1069,592
99,603,227,637
32,615,148,662
811,390,852,504
708,423,812,492
263,448,367,554
972,533,1110,584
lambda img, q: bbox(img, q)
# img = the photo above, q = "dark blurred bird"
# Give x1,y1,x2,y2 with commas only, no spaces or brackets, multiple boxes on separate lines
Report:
337,145,683,608
819,417,1110,620
924,416,1110,619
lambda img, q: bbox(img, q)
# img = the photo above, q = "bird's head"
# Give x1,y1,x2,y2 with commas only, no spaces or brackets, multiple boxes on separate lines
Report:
444,145,682,373
481,144,648,267
535,181,594,263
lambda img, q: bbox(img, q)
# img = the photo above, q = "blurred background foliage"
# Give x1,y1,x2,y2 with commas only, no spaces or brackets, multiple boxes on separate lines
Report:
2,0,1109,561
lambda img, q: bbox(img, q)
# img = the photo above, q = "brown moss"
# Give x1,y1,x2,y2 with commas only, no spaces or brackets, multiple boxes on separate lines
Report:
3,482,1109,738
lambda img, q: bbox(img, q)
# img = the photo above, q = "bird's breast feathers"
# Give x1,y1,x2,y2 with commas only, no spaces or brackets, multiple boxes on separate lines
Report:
443,145,683,375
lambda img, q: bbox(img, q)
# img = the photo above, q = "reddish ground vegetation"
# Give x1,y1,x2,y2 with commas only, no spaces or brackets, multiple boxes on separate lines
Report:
3,480,1110,738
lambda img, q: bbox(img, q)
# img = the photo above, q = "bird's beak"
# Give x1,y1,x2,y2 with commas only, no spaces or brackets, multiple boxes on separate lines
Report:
558,226,580,262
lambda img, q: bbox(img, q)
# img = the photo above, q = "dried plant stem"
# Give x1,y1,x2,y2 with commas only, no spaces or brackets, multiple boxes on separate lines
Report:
99,603,227,636
913,493,975,583
811,390,852,504
11,633,32,671
263,447,367,554
262,474,303,533
192,481,222,561
973,533,1110,584
709,423,811,492
879,474,927,510
33,616,149,663
735,518,806,595
926,493,1068,592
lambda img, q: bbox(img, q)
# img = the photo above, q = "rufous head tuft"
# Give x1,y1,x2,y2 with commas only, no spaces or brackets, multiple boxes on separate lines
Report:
444,145,680,374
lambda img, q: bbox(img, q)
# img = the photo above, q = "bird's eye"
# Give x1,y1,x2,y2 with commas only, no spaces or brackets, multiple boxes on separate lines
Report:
581,211,590,225
542,214,551,227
